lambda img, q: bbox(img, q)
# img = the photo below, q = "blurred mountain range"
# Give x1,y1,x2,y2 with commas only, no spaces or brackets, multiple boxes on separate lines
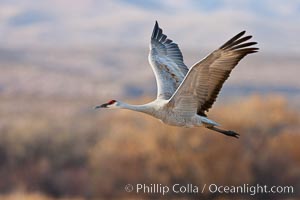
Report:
1,46,300,104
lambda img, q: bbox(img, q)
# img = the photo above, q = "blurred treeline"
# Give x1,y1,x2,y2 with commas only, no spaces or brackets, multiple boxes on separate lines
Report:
0,94,299,200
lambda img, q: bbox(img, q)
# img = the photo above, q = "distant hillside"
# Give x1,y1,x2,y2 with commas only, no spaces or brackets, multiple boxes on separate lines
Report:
1,47,299,102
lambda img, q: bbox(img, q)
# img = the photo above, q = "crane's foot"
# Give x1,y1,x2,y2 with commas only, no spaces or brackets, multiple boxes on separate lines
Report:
206,126,240,139
223,130,240,139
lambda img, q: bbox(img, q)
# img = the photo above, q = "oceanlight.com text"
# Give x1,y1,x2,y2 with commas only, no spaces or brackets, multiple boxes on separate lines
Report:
208,183,294,196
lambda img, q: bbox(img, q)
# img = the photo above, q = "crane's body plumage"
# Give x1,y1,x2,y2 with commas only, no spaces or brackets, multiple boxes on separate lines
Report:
115,99,219,128
96,21,258,138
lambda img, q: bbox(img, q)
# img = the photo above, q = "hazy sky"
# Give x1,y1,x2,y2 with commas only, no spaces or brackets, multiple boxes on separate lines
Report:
0,0,299,54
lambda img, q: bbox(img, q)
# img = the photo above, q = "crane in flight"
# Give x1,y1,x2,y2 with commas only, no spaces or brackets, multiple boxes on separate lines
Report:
95,21,258,138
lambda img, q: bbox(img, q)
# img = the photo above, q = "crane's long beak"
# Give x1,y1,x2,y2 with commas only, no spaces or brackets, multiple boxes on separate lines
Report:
94,103,108,109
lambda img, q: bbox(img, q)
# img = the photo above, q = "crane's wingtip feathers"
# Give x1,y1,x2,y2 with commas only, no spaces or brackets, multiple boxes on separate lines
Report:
248,50,259,54
220,30,258,53
238,30,246,37
220,31,246,49
240,30,246,35
152,21,160,39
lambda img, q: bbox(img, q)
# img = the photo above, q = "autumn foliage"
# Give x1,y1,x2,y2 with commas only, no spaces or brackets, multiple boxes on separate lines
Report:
0,95,299,199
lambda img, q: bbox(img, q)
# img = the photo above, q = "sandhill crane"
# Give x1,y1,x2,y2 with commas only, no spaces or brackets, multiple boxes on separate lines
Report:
95,21,258,138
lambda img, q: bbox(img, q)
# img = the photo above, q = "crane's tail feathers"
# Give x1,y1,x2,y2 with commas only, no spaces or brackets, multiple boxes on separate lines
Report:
207,126,239,139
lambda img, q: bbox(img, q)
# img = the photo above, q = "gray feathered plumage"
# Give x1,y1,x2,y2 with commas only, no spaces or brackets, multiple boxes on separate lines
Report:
149,21,189,99
168,30,258,117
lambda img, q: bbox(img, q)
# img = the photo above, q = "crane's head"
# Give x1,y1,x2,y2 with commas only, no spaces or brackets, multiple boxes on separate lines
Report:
95,99,119,109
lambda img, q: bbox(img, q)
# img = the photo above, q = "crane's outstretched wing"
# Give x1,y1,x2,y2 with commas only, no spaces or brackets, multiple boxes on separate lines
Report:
168,31,258,117
149,21,188,100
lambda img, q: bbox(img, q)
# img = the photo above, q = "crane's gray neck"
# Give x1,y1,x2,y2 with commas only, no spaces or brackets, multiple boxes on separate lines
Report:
118,101,154,116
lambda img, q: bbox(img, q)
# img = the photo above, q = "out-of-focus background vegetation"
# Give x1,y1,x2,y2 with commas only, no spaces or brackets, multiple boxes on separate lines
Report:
0,0,299,199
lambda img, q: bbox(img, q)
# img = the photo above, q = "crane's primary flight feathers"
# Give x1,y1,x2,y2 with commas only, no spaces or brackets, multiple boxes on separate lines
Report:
169,29,258,117
149,21,188,100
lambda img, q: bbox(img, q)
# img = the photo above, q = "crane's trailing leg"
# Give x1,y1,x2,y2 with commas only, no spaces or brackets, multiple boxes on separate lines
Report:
207,126,240,139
